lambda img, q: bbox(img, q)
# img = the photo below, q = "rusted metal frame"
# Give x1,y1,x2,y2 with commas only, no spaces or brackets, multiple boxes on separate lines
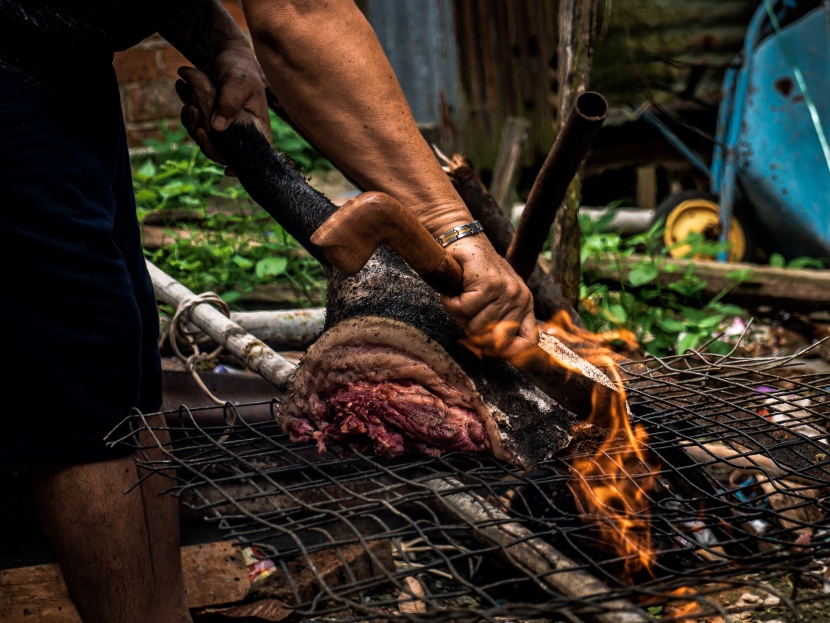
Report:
621,355,830,484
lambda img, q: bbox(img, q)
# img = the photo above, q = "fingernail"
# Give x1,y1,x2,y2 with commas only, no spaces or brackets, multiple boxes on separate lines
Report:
212,114,230,131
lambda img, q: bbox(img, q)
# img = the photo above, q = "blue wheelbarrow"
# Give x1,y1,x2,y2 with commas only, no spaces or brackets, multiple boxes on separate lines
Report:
649,0,830,263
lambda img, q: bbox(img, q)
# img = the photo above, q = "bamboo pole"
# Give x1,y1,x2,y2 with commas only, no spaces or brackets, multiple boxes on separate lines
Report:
429,477,650,623
147,260,297,391
231,308,325,350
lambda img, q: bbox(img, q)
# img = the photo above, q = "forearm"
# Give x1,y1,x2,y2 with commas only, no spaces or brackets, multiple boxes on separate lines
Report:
160,0,253,71
242,0,472,237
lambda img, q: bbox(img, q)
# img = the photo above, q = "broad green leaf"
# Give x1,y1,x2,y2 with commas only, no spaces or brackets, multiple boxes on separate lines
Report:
233,255,255,270
787,256,826,269
725,268,753,283
679,306,709,323
221,290,242,304
707,340,733,355
715,304,746,316
656,318,686,333
669,277,706,298
255,256,288,278
136,159,157,179
676,332,702,354
134,188,158,204
693,314,726,330
769,253,786,268
603,304,628,324
627,263,659,287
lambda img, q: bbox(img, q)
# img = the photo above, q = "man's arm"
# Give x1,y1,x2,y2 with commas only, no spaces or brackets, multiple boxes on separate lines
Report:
240,0,537,357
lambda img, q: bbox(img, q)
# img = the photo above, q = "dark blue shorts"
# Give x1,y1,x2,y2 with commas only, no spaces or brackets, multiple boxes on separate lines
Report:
0,68,162,464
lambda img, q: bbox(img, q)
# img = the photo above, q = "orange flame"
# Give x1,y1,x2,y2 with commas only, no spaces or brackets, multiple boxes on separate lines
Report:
461,312,658,580
543,311,657,581
663,587,703,619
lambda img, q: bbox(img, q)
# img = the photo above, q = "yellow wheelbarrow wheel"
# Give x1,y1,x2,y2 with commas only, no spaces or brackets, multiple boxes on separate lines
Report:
657,191,752,262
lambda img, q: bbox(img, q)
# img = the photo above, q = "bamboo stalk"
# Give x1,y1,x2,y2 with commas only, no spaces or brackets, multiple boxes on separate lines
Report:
231,308,325,350
428,477,650,623
147,260,297,391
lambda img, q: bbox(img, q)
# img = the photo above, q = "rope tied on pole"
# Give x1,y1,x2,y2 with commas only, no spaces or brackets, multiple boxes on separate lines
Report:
168,291,231,408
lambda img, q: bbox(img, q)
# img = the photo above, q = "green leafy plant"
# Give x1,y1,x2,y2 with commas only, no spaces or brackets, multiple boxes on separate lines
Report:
268,110,332,173
133,112,330,308
578,212,749,357
767,252,827,269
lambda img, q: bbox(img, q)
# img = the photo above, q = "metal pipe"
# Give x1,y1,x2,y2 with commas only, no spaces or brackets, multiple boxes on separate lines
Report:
506,91,608,280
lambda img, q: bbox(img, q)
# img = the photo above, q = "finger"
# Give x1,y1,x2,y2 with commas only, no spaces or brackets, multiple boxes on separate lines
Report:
177,66,216,116
179,97,228,165
440,280,498,320
497,315,541,360
179,103,201,138
178,65,210,86
517,307,540,344
174,79,191,108
217,87,270,135
460,303,522,354
212,75,250,130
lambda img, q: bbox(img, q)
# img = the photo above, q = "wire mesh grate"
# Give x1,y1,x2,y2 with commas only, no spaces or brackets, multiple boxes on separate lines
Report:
111,351,830,622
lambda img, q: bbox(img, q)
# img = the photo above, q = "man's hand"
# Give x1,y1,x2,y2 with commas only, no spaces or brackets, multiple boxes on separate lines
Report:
439,233,539,359
177,49,270,171
159,0,270,171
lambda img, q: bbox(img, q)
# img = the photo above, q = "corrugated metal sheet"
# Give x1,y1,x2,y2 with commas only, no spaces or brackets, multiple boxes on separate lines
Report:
364,0,759,176
592,0,758,106
451,0,561,175
364,1,459,133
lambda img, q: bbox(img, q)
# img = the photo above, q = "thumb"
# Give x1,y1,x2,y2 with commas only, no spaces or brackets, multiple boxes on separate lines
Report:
211,89,237,132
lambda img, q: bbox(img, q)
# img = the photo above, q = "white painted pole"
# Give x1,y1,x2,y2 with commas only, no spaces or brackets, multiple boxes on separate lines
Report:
146,260,298,391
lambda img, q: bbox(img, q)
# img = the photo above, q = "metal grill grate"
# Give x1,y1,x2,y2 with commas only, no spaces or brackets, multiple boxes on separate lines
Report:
111,351,830,622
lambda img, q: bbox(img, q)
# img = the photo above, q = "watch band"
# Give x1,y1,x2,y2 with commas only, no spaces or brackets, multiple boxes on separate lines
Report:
434,220,484,248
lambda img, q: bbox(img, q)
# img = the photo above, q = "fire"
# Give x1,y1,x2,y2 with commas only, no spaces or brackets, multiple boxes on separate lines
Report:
460,311,657,579
663,587,703,619
543,311,657,580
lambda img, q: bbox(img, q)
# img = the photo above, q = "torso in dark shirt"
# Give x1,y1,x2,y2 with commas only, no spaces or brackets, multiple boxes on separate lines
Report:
0,0,198,90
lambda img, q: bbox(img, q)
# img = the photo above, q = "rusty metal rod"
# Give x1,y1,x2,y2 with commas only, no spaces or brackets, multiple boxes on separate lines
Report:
505,91,608,281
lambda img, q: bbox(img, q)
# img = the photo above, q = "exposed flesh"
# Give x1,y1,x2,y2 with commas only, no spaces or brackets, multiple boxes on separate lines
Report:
278,317,515,462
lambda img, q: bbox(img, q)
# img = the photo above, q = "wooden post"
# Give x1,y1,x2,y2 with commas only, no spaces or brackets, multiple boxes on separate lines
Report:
489,116,531,215
549,0,601,308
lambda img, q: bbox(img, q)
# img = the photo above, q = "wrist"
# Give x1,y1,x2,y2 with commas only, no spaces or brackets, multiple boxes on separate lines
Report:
416,202,476,239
